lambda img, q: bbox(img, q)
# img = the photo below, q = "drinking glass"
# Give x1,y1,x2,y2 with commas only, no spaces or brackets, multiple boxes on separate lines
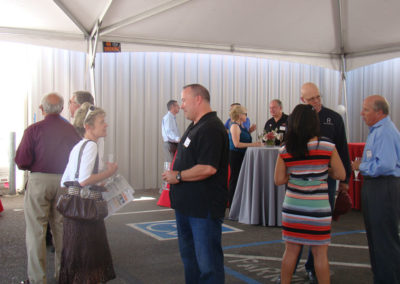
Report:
276,133,283,143
164,162,171,172
160,162,171,193
353,157,361,181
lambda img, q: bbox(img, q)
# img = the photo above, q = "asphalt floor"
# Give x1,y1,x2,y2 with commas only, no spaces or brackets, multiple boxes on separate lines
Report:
0,187,373,284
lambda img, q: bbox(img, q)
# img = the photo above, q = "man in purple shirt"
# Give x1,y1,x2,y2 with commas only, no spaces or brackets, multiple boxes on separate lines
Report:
15,93,81,284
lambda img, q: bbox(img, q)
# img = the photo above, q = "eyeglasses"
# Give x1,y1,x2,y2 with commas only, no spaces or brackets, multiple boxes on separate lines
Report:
69,99,78,106
304,95,321,103
84,105,96,124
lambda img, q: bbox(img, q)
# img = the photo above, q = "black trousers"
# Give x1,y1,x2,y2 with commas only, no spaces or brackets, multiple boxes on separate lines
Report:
228,150,245,208
362,176,400,284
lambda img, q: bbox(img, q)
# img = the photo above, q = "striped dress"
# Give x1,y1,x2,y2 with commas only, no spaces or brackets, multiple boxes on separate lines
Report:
279,139,334,245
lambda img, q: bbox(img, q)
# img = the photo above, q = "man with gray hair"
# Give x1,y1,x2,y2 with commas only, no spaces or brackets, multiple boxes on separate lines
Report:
68,90,94,118
352,95,400,283
263,99,288,145
15,93,81,284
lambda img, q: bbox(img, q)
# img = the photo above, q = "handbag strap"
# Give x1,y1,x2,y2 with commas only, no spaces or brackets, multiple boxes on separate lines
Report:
74,140,97,180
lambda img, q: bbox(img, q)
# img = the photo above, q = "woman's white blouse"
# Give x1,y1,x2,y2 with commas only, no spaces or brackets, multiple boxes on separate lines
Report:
61,139,98,186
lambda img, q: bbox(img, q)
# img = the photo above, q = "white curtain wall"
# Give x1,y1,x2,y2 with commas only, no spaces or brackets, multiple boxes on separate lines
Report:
3,43,399,190
94,52,343,189
346,58,400,142
0,43,87,189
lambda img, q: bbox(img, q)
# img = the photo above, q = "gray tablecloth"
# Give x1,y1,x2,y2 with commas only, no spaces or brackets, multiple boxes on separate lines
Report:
229,146,286,226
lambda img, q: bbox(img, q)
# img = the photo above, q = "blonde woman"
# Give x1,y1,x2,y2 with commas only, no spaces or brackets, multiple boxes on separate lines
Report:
228,105,262,207
59,103,118,283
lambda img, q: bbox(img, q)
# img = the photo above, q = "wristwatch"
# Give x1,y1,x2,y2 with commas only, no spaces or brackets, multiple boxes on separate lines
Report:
176,171,182,183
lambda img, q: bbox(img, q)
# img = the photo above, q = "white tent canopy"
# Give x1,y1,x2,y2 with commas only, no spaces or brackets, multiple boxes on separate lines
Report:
1,0,400,71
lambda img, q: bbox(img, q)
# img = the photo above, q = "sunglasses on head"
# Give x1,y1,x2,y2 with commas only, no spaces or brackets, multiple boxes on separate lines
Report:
84,105,96,124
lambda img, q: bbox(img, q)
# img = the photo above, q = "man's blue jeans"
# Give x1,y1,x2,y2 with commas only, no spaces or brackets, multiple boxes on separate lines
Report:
175,210,225,284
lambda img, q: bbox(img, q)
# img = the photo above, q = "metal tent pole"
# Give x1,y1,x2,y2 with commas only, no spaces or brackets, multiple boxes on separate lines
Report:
8,132,16,195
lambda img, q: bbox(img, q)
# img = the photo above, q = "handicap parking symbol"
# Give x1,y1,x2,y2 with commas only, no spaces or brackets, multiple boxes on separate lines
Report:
127,220,241,241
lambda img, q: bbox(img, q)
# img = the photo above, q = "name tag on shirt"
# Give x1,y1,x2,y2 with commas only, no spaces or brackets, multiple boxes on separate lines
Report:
366,150,372,159
184,137,191,148
279,126,286,131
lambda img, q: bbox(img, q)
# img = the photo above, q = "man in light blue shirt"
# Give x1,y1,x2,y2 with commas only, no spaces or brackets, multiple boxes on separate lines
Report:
162,100,180,162
352,95,400,284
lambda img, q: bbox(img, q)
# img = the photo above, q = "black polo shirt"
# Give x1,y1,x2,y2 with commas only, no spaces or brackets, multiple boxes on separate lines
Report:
264,113,289,134
319,106,351,182
170,112,229,218
264,113,288,145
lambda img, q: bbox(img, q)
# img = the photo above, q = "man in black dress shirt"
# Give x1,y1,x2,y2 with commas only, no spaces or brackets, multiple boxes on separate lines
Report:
162,84,229,284
264,99,288,145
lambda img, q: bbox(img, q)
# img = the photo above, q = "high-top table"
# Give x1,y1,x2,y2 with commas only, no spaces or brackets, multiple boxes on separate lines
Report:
229,146,286,226
348,142,366,210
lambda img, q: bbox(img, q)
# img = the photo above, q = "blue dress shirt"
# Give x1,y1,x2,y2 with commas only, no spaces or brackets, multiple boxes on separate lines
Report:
360,116,400,177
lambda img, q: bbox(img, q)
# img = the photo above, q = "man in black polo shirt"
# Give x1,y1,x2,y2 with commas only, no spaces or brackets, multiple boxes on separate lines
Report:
162,84,229,284
263,99,288,145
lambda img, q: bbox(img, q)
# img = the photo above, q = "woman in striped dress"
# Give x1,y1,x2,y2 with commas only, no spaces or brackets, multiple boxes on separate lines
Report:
274,104,345,284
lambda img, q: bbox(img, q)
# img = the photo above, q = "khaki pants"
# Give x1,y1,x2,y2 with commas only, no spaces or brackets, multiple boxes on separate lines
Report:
163,142,178,162
24,173,64,284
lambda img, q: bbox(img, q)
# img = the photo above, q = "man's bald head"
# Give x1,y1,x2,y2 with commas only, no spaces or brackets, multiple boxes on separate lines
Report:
361,95,389,127
367,95,389,115
40,93,64,115
301,82,322,112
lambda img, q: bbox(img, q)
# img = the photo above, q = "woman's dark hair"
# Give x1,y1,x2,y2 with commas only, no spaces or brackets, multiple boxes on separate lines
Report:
285,104,320,158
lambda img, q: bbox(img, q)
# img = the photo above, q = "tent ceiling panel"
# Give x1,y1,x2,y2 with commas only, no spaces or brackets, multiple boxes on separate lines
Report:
1,0,400,70
344,0,400,54
106,0,341,55
57,0,111,33
101,0,172,27
0,0,81,34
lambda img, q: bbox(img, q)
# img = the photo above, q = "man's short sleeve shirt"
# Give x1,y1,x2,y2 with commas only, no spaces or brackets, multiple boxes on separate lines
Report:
170,112,229,218
264,113,288,134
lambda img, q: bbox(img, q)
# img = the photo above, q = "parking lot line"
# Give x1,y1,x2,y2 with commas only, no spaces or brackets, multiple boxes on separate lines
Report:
112,208,173,215
225,254,371,268
329,243,369,249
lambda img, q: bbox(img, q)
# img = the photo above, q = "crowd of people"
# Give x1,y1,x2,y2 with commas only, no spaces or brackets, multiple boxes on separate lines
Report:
15,91,117,283
161,82,399,284
12,81,400,284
